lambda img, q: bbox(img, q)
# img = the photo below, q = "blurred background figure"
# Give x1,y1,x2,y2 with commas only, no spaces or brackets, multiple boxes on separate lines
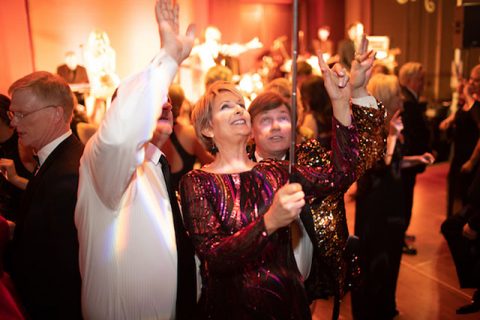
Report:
0,94,34,224
371,60,392,76
312,25,333,63
442,164,480,315
83,30,120,124
204,64,233,90
440,64,480,218
186,26,263,102
337,22,364,70
398,62,432,255
0,215,24,320
352,73,434,320
161,84,214,192
57,51,89,106
296,60,313,90
300,75,333,149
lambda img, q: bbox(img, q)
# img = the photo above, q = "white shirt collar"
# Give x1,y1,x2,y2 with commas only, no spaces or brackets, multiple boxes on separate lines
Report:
254,150,286,162
145,142,165,165
37,130,72,165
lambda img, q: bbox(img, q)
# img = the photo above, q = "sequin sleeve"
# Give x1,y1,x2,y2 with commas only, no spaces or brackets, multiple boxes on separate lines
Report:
351,102,387,176
179,170,271,273
294,115,360,194
296,103,385,181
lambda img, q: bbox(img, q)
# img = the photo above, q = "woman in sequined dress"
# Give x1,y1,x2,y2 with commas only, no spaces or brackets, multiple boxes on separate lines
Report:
178,47,382,318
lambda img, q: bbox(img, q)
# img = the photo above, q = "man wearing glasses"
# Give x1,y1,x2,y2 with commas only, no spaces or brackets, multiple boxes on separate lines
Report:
8,71,84,319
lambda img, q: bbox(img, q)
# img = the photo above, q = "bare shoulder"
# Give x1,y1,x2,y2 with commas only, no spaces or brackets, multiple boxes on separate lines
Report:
175,123,197,150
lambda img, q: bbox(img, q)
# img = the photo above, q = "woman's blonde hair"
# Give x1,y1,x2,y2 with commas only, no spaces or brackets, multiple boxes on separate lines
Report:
367,73,402,120
192,81,243,153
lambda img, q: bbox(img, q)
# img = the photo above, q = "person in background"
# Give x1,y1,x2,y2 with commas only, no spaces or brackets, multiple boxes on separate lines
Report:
204,64,233,90
398,62,432,255
0,215,24,320
312,26,333,63
57,51,89,85
297,60,314,90
337,22,364,70
301,75,333,149
442,163,480,315
162,83,214,192
57,51,89,105
441,64,480,217
371,61,391,76
0,94,34,222
352,73,434,319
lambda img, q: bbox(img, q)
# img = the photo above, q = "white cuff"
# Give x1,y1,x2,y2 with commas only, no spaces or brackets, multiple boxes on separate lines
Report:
351,95,378,109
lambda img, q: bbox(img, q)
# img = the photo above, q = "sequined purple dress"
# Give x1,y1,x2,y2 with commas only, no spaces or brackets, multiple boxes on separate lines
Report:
180,120,359,320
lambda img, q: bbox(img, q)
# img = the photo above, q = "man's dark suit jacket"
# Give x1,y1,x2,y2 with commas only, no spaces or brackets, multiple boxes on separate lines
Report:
401,86,431,156
11,134,84,319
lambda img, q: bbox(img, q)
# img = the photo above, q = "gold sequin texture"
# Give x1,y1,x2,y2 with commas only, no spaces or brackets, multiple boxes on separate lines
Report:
296,103,386,299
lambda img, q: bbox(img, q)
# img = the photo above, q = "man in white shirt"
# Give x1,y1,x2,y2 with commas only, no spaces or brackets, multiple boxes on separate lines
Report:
75,1,196,319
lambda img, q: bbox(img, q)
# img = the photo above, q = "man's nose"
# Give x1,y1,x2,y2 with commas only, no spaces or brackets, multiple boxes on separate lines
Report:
271,119,281,130
9,117,19,128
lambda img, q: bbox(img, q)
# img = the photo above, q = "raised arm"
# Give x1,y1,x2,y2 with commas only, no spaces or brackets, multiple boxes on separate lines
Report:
317,52,351,126
81,0,195,209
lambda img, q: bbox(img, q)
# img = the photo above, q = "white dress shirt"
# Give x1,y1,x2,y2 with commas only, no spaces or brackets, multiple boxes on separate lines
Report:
75,51,179,320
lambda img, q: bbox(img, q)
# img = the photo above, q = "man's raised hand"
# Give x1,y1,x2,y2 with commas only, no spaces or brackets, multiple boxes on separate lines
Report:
155,0,195,65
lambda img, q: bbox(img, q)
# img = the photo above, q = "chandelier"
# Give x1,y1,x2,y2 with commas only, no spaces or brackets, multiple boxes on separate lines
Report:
396,0,436,13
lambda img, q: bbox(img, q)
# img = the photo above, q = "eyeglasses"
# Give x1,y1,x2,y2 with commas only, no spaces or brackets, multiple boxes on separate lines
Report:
7,105,58,121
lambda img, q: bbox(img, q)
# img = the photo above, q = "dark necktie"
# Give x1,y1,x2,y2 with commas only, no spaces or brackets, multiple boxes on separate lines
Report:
158,155,196,319
159,155,176,205
33,154,40,175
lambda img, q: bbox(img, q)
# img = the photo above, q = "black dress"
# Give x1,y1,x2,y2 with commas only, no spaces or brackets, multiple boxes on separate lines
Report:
447,101,480,216
352,143,406,320
169,130,196,192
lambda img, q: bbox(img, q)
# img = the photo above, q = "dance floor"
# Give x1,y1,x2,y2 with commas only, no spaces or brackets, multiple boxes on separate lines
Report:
312,162,479,320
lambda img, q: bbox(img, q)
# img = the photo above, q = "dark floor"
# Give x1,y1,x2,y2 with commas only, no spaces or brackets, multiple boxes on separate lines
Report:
312,162,479,320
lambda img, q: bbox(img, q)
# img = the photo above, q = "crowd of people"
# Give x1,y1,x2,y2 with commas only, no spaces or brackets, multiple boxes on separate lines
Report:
0,0,479,319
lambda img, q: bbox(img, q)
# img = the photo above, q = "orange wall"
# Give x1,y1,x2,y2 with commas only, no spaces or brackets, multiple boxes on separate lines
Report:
0,0,34,94
28,0,198,80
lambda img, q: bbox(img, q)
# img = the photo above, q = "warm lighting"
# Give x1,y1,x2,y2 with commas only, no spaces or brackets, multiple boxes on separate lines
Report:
397,0,436,13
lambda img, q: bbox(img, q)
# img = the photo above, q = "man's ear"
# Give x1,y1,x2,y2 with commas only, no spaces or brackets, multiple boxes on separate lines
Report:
56,106,65,121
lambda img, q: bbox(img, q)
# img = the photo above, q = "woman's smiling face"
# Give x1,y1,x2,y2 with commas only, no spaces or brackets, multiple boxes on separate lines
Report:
206,89,251,145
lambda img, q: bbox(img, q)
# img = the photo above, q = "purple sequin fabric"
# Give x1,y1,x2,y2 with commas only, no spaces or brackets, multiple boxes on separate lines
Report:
180,120,359,320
